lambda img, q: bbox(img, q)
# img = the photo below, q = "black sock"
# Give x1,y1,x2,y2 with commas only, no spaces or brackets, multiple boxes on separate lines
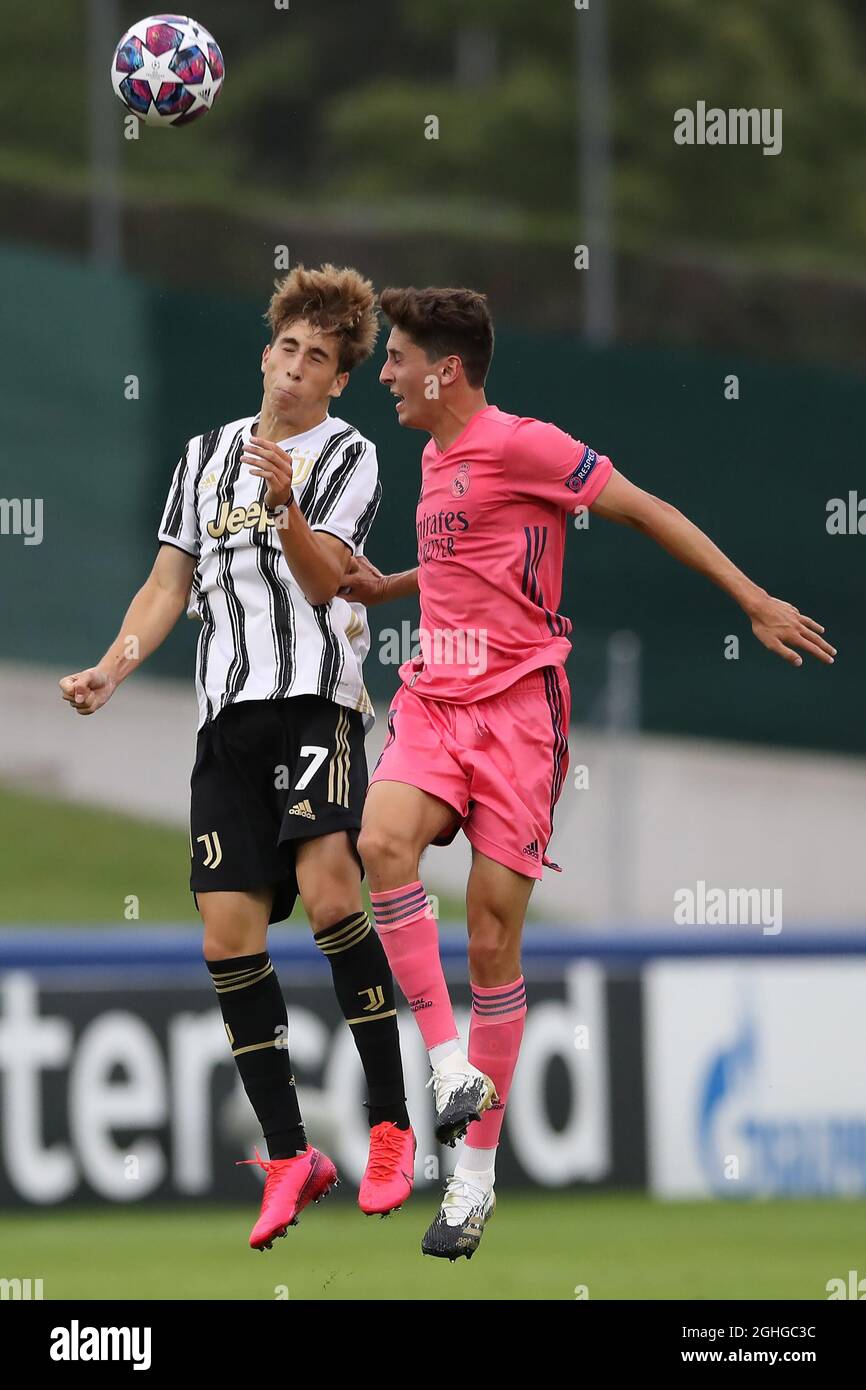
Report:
314,912,410,1129
206,952,306,1159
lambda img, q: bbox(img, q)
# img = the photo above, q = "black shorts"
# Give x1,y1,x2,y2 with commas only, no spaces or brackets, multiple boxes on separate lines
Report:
190,696,368,925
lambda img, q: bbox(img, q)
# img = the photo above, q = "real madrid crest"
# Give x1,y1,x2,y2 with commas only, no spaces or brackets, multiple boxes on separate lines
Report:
450,462,471,498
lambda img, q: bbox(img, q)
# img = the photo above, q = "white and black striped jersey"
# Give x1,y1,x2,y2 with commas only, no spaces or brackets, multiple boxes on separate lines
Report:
158,413,381,730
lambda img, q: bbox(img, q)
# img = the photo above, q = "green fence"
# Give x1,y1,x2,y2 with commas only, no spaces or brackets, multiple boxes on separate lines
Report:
1,245,861,752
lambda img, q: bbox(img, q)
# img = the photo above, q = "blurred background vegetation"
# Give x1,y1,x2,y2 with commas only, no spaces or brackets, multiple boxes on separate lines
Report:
3,0,866,359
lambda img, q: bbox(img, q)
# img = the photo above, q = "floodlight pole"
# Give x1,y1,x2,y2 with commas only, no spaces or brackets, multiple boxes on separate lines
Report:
88,0,122,269
577,0,614,344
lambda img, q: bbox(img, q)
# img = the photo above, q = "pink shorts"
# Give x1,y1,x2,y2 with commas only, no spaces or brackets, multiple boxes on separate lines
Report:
369,666,571,879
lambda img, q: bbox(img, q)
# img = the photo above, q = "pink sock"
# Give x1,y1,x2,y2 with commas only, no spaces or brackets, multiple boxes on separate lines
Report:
370,882,459,1050
465,977,527,1150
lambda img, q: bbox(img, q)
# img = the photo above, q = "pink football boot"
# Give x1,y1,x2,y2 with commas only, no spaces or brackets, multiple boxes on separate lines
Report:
358,1122,416,1217
238,1146,338,1250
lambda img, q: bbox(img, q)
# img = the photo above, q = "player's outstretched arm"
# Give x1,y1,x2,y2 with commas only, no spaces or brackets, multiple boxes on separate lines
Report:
590,469,836,668
339,555,420,606
59,543,195,715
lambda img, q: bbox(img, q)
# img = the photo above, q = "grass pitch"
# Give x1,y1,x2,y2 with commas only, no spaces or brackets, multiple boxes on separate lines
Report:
0,785,468,924
0,1193,860,1301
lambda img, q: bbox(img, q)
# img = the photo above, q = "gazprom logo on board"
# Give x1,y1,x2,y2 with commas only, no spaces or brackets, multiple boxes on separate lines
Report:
698,1007,866,1196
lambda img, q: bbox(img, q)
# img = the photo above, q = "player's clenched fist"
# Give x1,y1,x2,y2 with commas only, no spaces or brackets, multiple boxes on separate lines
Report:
242,437,295,510
339,554,387,605
58,668,115,716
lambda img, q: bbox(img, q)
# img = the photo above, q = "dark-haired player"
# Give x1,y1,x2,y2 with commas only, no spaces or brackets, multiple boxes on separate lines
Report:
343,285,835,1260
60,265,415,1249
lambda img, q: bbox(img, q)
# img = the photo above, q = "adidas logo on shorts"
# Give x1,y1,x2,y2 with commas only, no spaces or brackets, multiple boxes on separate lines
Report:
522,839,539,860
288,799,316,820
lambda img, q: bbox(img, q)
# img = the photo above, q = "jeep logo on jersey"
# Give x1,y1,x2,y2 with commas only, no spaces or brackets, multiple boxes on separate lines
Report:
566,446,599,493
206,500,275,539
450,463,471,497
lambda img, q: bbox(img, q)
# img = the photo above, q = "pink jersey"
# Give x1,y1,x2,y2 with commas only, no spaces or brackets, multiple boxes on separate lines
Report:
398,405,613,702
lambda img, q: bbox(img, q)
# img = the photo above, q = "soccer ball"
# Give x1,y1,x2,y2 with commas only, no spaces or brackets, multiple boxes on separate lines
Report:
110,14,225,127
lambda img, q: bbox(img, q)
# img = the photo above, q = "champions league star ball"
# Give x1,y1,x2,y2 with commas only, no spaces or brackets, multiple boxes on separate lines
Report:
110,15,225,127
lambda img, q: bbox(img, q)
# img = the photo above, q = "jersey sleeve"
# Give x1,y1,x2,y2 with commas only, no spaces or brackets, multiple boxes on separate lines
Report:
306,437,381,556
157,438,200,557
506,418,613,512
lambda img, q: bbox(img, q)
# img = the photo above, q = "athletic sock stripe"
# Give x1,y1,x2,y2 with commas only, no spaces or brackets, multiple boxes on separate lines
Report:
372,900,428,922
372,891,427,913
471,999,527,1018
231,1038,282,1057
210,963,271,982
318,915,370,942
372,885,429,912
316,923,372,955
373,894,429,924
210,964,270,982
372,883,427,907
207,961,269,984
472,982,526,1005
472,992,527,1011
212,965,274,994
346,1011,400,1034
472,995,527,1014
314,912,370,946
472,989,527,1010
371,893,429,917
